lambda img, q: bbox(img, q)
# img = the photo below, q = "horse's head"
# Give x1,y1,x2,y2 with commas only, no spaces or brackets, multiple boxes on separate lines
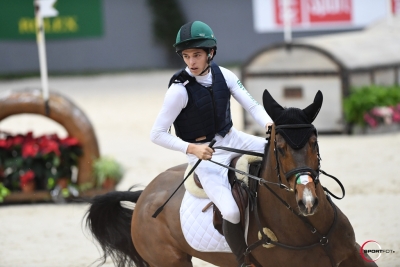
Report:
263,90,323,216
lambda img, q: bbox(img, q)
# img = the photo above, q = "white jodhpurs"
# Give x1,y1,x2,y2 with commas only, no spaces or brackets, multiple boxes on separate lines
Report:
186,127,267,224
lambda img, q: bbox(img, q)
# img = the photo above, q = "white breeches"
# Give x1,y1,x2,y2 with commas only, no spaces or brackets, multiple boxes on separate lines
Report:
186,127,267,224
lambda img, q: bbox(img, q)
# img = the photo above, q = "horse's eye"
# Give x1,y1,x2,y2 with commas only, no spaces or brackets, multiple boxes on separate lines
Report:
313,141,319,151
277,146,285,156
309,137,318,151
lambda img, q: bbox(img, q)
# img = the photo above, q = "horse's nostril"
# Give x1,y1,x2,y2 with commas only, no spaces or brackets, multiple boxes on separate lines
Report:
313,198,319,208
298,200,305,210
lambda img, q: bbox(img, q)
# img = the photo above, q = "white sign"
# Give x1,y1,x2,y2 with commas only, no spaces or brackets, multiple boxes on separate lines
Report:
35,0,58,18
252,0,392,33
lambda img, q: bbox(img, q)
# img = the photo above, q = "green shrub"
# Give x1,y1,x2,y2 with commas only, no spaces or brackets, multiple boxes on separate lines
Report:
146,0,186,67
343,85,400,125
92,156,124,187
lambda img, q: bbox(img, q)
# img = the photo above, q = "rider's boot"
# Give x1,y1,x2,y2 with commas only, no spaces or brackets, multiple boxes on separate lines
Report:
222,219,253,267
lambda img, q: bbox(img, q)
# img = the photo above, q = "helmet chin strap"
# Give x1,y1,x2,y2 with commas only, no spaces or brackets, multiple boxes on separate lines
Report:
198,52,212,76
198,64,211,76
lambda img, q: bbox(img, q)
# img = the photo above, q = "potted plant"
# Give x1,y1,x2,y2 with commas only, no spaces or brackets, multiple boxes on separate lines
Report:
20,170,36,193
0,131,82,195
343,85,400,133
0,183,10,202
92,156,124,190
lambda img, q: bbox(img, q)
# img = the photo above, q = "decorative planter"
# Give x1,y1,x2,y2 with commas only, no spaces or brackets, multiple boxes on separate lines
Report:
21,181,36,193
57,178,69,189
102,178,116,190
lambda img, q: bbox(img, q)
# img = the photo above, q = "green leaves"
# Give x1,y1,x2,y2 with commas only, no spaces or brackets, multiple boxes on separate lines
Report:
0,183,10,202
343,85,400,125
92,156,124,187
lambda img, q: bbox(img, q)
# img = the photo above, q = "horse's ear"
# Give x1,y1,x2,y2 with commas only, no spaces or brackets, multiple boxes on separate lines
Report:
263,89,284,121
303,90,323,123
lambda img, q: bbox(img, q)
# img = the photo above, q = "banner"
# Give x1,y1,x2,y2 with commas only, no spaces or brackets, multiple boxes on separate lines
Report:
253,0,392,33
394,0,400,14
0,0,103,40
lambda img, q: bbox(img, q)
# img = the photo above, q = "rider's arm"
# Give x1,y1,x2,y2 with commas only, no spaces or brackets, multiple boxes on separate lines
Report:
150,84,190,154
222,68,273,128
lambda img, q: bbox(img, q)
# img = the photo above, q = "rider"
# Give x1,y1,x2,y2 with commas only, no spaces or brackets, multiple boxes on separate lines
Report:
150,21,273,267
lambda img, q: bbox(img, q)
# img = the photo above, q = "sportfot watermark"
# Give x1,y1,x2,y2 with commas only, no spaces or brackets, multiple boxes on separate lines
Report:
360,240,396,262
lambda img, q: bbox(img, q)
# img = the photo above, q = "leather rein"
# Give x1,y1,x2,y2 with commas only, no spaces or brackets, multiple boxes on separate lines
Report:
209,125,345,267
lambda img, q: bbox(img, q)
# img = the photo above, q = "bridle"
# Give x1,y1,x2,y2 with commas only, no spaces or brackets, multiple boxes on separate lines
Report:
273,124,321,191
210,124,345,267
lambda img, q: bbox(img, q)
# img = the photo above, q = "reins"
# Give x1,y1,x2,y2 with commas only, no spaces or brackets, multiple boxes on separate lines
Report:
211,145,345,200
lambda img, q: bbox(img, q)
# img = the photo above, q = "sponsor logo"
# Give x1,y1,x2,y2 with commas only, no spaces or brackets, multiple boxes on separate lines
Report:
360,240,395,262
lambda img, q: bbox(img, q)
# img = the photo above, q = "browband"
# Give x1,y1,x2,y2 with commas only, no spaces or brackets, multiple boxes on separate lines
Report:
275,124,315,130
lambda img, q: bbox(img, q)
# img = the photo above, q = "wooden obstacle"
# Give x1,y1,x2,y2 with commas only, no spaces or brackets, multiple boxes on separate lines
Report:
0,88,102,202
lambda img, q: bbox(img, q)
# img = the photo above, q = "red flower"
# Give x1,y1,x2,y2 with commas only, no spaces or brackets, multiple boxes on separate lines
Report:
20,170,35,186
49,134,60,142
12,135,25,146
22,141,40,158
38,138,60,156
60,137,79,147
25,132,34,142
0,139,8,149
5,137,14,149
393,111,400,123
364,113,378,128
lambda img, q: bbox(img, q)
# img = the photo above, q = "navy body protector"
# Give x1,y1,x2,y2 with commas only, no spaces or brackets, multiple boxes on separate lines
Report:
168,62,233,143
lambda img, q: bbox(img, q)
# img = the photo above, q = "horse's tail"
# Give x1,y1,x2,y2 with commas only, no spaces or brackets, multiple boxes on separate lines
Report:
84,190,148,267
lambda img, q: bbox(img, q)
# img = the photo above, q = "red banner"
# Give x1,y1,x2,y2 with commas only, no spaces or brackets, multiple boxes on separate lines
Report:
308,0,352,23
275,0,302,25
393,0,400,15
274,0,352,25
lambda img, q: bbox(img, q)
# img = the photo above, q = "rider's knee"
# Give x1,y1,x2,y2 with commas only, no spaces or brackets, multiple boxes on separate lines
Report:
222,205,240,224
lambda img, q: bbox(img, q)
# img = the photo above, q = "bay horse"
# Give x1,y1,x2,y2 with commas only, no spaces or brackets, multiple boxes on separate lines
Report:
85,90,378,267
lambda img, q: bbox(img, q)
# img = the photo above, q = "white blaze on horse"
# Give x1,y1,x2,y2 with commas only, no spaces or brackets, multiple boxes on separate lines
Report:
85,90,378,267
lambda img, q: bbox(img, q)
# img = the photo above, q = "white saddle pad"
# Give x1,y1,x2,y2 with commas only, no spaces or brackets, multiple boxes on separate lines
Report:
180,191,232,253
180,155,259,253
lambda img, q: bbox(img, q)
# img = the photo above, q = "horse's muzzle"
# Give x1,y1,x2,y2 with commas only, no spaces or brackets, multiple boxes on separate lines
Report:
298,196,319,216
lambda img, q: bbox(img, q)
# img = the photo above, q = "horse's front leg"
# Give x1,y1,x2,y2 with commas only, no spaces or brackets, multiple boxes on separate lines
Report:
339,243,378,267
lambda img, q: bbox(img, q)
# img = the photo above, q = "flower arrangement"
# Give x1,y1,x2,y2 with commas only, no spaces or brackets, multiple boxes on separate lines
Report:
343,85,400,128
363,105,400,128
0,131,82,199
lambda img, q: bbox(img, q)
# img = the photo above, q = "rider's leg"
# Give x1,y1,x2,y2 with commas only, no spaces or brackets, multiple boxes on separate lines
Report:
187,157,248,266
186,129,266,266
222,219,248,267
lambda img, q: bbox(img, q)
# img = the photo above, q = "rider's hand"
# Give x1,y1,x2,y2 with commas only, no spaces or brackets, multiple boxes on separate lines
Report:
265,122,273,139
265,122,273,131
187,143,214,160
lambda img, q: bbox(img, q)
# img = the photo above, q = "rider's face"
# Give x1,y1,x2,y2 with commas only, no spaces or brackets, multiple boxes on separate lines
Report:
182,49,210,76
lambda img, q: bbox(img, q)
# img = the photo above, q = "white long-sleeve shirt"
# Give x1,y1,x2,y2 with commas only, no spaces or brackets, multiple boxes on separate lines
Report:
150,65,272,154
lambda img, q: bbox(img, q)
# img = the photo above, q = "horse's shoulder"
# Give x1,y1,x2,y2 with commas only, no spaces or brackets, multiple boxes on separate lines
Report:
151,163,186,181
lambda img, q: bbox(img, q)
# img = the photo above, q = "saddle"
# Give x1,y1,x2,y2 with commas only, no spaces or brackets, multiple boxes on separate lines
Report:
193,155,262,236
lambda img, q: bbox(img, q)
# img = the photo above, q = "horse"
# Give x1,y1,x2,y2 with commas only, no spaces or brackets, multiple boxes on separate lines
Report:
85,89,378,267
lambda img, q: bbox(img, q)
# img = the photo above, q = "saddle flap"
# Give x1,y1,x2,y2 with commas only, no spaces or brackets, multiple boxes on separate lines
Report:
213,157,262,236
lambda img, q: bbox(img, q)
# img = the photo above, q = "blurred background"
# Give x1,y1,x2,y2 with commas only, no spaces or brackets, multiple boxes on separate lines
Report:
0,0,396,74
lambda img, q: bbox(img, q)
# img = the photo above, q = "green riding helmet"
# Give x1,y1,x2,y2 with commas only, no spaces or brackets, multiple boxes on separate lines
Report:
174,21,217,58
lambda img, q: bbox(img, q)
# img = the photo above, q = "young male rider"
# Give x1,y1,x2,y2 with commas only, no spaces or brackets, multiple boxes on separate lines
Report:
150,21,273,267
